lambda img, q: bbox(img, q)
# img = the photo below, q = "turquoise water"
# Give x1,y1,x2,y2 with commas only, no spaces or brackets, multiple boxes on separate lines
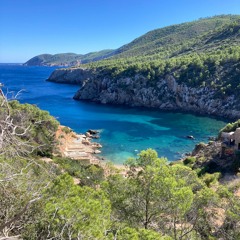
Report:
0,64,227,163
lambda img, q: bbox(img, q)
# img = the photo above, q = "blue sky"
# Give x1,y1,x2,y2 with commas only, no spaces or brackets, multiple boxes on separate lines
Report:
1,0,240,63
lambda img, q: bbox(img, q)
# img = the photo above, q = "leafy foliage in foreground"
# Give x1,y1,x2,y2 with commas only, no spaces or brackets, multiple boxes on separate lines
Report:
2,146,240,239
8,100,59,157
1,94,240,239
53,157,105,187
25,174,111,240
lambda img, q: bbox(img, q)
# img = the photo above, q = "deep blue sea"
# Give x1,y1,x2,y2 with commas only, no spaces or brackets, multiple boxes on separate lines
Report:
0,64,227,163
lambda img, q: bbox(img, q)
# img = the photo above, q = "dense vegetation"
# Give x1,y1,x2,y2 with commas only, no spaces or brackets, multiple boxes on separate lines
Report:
220,119,240,133
1,92,240,239
27,15,240,99
8,100,59,156
79,15,240,99
109,15,240,58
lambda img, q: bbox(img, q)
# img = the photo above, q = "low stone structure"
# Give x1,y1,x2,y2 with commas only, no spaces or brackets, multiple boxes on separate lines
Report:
221,128,240,156
55,126,102,164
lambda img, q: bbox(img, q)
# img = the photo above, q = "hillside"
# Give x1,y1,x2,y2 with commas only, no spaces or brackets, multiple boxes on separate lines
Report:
24,49,113,66
110,14,240,58
25,15,239,67
48,15,240,119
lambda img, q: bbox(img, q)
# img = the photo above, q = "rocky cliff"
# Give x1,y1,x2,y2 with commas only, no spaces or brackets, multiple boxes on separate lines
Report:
48,68,240,119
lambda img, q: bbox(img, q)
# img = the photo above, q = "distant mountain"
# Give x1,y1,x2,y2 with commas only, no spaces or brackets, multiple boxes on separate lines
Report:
24,50,113,67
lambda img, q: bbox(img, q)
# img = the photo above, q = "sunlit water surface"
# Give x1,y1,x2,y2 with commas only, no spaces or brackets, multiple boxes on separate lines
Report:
0,64,227,163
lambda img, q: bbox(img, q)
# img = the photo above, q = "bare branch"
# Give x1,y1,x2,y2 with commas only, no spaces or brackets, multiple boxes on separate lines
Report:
0,196,41,233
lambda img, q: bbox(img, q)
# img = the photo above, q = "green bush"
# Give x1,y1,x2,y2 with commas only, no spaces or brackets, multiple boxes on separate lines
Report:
202,172,221,187
62,126,72,134
53,157,105,187
1,100,59,157
219,119,240,134
183,156,196,165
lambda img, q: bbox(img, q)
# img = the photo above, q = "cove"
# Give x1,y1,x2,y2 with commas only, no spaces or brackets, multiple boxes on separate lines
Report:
0,64,227,164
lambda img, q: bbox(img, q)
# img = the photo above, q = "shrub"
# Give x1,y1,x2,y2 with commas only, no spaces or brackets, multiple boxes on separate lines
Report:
62,126,72,134
183,156,196,165
202,172,221,187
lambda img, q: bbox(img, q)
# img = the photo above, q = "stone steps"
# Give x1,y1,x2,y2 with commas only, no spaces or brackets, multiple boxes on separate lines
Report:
66,147,85,151
64,151,89,158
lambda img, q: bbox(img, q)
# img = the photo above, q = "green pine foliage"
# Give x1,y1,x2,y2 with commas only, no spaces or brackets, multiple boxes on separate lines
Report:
80,15,240,99
8,100,59,156
219,119,240,133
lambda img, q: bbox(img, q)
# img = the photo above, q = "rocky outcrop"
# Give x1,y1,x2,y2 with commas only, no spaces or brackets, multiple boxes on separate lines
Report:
49,68,240,119
55,125,102,164
74,73,240,119
47,68,95,85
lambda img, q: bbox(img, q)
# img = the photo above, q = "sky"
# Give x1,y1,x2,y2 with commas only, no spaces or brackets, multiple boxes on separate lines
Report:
1,0,240,63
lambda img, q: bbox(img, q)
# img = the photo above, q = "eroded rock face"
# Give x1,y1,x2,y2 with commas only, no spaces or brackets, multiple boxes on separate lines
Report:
75,74,240,119
49,68,240,119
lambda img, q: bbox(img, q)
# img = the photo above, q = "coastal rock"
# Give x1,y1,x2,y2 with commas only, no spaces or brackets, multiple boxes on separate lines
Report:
91,135,100,139
92,143,102,148
50,68,240,119
85,132,91,137
87,129,100,135
47,67,94,85
55,126,102,164
82,139,91,145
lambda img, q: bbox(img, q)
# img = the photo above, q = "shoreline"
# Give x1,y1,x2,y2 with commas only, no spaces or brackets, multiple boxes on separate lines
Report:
55,125,130,176
54,125,214,167
55,126,103,165
73,98,232,122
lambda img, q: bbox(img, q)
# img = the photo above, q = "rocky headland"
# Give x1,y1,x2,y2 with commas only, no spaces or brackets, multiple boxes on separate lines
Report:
47,67,95,84
48,67,240,119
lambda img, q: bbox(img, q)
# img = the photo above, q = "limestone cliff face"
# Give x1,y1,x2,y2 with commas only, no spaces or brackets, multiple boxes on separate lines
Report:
47,68,95,85
49,68,240,119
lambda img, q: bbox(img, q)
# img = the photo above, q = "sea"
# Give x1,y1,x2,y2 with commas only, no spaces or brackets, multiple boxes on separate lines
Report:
0,64,227,164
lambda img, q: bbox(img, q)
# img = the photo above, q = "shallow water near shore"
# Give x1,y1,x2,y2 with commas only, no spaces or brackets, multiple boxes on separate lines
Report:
0,64,227,164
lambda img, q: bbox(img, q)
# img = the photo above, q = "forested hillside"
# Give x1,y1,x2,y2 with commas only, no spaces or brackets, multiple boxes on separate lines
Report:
26,15,239,68
82,15,240,96
109,14,240,58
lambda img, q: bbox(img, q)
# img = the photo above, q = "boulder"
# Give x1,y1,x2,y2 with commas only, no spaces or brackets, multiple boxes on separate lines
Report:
87,129,100,135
